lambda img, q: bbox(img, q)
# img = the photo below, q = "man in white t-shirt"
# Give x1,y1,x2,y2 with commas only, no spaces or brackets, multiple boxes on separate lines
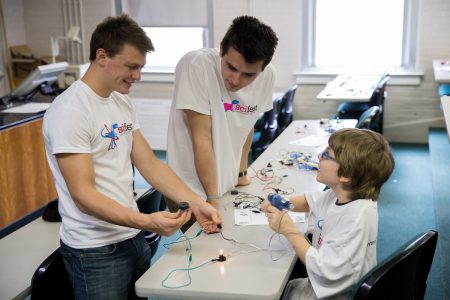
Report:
43,15,221,300
166,16,278,227
262,128,395,299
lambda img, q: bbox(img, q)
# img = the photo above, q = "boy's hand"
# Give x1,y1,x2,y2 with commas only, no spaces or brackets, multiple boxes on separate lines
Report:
260,199,271,212
265,205,299,235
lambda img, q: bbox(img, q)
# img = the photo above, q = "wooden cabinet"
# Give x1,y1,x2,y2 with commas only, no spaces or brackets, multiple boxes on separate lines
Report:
0,118,57,228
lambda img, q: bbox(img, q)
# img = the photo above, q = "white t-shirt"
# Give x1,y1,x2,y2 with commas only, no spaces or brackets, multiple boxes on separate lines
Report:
284,189,378,299
43,80,140,249
166,48,275,198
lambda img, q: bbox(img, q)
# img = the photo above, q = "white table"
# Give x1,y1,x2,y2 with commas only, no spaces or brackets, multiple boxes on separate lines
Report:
135,119,357,300
0,189,149,300
317,75,384,102
0,218,61,300
441,96,450,139
432,59,450,83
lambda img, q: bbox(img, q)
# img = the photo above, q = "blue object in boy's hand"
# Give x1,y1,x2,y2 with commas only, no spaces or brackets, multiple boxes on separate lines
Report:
268,193,294,211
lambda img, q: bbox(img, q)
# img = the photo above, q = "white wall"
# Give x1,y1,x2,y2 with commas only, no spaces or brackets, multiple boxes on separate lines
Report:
1,0,449,143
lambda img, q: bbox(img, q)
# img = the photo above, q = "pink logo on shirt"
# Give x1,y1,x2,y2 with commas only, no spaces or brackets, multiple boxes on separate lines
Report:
223,99,258,114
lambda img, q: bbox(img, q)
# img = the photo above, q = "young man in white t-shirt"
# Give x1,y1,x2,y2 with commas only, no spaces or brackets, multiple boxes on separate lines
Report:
262,128,395,299
166,16,278,227
43,15,221,300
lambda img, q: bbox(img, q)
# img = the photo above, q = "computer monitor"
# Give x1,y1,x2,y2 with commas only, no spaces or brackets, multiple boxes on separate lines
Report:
10,62,69,99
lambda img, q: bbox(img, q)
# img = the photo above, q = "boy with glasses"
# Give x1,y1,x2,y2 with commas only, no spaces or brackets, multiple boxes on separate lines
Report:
262,128,394,299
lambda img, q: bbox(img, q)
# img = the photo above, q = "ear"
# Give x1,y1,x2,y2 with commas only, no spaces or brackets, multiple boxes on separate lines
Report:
339,176,351,184
219,46,223,57
95,48,108,66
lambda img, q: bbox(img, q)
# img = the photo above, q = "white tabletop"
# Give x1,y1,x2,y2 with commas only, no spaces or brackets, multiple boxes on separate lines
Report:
135,119,357,300
441,96,450,140
317,74,383,102
0,188,150,300
0,218,61,300
432,59,450,83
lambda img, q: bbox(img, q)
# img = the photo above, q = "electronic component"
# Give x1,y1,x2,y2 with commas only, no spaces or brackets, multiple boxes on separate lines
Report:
268,193,294,211
217,249,227,262
178,201,189,211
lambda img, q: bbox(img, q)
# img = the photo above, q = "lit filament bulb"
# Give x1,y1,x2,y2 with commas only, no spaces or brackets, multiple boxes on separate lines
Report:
218,249,226,261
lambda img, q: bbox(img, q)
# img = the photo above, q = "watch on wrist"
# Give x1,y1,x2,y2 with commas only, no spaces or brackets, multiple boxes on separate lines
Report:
238,170,247,177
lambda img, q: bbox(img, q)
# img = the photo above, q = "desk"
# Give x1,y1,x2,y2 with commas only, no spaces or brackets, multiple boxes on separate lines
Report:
0,189,149,300
432,59,450,83
0,95,57,228
135,119,357,300
431,60,450,139
441,96,450,139
0,218,61,299
317,75,383,102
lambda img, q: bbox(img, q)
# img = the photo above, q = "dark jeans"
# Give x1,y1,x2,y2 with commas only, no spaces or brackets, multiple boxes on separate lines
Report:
60,232,151,300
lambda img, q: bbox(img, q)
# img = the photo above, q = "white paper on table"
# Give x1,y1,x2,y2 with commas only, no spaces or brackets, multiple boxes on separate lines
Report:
234,209,305,226
2,102,51,113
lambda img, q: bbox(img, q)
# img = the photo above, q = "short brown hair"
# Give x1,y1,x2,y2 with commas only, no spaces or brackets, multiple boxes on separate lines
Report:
328,128,394,200
89,14,154,61
220,15,278,70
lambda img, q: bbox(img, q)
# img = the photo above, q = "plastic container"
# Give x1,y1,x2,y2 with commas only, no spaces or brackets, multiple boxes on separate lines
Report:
268,193,294,210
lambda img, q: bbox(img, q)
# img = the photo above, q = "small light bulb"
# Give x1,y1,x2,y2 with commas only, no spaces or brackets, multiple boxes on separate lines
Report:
218,249,226,262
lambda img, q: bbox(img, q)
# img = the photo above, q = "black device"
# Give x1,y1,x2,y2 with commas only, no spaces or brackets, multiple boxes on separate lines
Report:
178,201,190,211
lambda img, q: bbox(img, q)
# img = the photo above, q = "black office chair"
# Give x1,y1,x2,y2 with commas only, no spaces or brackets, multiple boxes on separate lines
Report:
351,230,438,300
30,248,74,300
136,187,167,258
251,101,279,161
356,106,381,130
276,84,298,137
337,75,389,133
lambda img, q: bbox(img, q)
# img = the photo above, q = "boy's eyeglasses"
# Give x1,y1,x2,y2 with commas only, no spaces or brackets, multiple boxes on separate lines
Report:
320,149,336,161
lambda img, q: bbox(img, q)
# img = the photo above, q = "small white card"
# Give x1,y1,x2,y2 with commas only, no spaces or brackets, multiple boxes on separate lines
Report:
234,209,305,226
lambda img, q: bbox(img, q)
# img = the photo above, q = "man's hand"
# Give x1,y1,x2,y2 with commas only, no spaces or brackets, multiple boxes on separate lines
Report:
144,210,192,236
191,201,222,234
236,175,251,186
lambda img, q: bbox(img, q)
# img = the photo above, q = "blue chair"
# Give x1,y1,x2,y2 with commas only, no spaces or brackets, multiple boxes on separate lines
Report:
31,248,74,300
251,98,280,161
356,106,381,130
337,75,389,133
276,84,298,137
136,187,166,258
351,230,438,300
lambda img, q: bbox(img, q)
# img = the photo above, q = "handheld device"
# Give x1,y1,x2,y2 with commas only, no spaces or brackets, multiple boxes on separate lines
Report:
178,201,190,211
268,193,294,211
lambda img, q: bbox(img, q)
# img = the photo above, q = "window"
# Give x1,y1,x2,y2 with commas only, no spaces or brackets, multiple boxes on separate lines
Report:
119,0,212,74
302,0,419,74
142,27,206,72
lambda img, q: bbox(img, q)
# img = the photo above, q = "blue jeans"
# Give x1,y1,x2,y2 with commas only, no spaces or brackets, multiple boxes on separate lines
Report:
60,231,151,300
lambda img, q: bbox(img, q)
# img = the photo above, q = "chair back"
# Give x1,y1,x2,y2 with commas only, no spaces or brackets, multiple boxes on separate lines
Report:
251,105,278,160
277,84,298,136
356,106,380,130
368,75,390,107
136,187,166,258
31,248,74,300
351,230,438,300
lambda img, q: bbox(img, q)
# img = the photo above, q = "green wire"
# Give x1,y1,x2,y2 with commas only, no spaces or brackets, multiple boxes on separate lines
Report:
161,256,219,288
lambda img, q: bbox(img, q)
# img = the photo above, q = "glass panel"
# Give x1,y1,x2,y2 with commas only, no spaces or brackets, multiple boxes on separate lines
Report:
142,27,205,72
315,0,404,69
